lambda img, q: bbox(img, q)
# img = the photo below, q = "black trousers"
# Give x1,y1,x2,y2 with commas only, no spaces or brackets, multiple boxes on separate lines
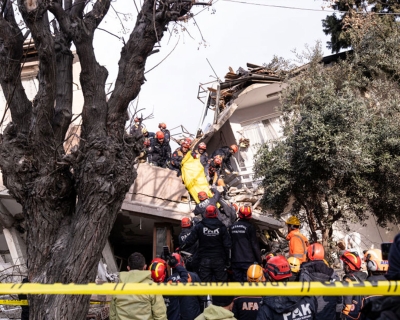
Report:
198,258,227,282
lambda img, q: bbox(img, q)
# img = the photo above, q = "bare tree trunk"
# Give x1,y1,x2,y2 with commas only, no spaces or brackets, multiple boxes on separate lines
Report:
0,0,195,318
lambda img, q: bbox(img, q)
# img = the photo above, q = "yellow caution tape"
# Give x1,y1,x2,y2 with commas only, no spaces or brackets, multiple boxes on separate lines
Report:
0,300,109,306
0,281,399,296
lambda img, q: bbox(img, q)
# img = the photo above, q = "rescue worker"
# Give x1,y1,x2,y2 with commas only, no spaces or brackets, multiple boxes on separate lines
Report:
169,140,190,177
285,216,309,263
193,189,221,219
287,257,301,281
195,296,235,320
257,256,317,320
148,131,171,168
137,138,151,163
150,258,180,320
167,253,203,320
232,264,263,320
142,128,155,141
181,205,231,282
299,243,340,320
194,142,209,168
178,217,198,272
110,252,167,320
230,205,261,282
129,117,143,135
340,250,367,319
206,156,230,200
159,123,170,142
364,249,389,280
211,144,239,174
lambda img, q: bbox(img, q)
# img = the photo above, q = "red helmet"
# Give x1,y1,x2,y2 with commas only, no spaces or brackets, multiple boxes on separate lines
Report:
198,191,208,201
341,251,362,271
156,131,164,139
230,144,238,153
181,141,190,149
151,257,167,266
198,142,207,150
214,156,222,165
181,217,191,228
134,117,140,122
307,243,325,261
266,256,292,281
205,205,217,218
149,261,167,283
159,123,167,129
184,137,192,144
144,139,151,147
238,206,252,219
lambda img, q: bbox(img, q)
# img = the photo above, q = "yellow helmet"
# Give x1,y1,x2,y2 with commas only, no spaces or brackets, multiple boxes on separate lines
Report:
142,128,148,134
286,216,300,226
364,249,389,272
287,257,301,273
247,264,266,282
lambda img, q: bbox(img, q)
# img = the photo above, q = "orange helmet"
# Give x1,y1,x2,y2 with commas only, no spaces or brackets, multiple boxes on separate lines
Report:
134,117,140,122
238,205,252,219
198,191,208,201
144,139,151,147
181,217,191,228
205,205,217,219
214,156,222,165
149,260,167,283
266,256,292,281
156,131,164,139
159,123,167,129
230,144,238,153
307,243,325,261
184,137,192,145
247,264,266,282
198,142,207,150
341,251,362,271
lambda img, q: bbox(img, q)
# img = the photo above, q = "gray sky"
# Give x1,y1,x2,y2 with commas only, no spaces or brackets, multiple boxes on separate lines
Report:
94,0,333,147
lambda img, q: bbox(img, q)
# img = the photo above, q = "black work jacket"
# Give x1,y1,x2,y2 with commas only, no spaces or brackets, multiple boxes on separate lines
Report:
148,139,171,164
257,296,317,320
230,219,261,264
182,217,231,262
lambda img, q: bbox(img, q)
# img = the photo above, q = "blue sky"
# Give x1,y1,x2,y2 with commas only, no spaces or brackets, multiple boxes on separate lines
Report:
94,0,333,148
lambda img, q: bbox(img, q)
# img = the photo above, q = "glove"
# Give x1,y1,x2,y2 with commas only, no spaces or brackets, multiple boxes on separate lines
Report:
149,163,154,166
232,171,239,175
168,256,179,268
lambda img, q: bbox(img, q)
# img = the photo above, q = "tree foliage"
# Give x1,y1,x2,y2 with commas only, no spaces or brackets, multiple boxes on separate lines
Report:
322,0,400,53
254,15,400,249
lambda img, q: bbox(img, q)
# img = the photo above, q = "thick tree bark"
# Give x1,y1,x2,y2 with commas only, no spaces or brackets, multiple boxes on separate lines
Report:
0,0,194,318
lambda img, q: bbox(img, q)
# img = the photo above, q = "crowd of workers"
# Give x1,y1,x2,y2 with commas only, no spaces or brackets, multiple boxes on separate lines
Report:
132,119,239,199
110,209,400,320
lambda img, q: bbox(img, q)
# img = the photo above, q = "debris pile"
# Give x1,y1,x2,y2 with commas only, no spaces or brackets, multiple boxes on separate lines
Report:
210,63,282,111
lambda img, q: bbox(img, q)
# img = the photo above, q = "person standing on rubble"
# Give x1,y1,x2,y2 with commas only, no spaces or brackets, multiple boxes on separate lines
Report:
230,205,261,282
159,123,171,143
206,156,231,200
130,117,143,135
285,216,309,263
193,142,209,169
169,140,190,177
148,131,171,168
179,217,198,272
180,205,231,282
110,252,167,320
211,144,239,175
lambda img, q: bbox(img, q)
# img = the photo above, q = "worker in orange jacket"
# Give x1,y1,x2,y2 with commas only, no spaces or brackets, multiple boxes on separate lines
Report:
285,216,309,263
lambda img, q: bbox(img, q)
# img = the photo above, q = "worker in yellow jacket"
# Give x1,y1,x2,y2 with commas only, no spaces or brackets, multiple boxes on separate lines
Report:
285,216,309,263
